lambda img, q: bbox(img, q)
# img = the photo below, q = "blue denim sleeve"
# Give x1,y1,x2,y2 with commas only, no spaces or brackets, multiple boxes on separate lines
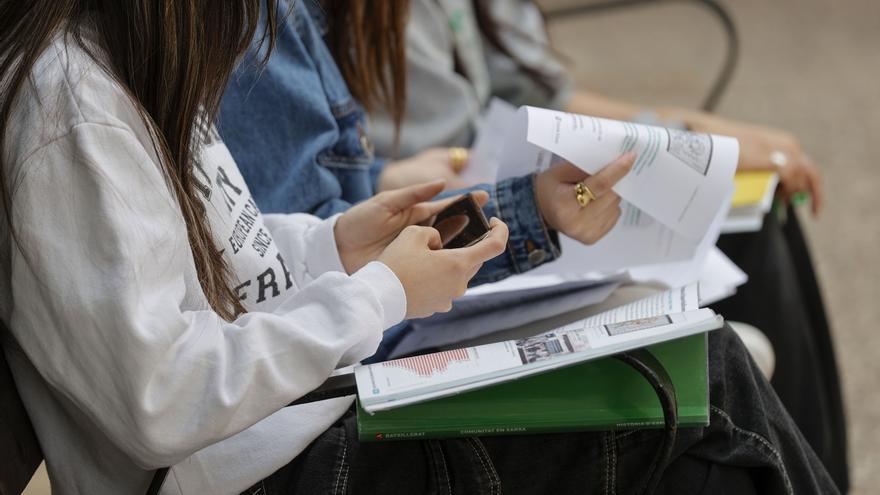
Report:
218,0,376,219
440,174,560,285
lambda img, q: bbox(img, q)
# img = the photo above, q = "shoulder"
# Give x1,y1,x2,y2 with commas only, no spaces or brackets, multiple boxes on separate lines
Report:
4,30,150,170
407,0,456,57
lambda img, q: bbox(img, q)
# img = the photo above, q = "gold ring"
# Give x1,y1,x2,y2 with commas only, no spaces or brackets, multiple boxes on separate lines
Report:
574,182,597,208
449,147,469,172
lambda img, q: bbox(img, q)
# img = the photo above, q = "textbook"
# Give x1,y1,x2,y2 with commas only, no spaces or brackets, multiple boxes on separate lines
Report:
357,333,709,441
722,171,779,234
355,285,723,417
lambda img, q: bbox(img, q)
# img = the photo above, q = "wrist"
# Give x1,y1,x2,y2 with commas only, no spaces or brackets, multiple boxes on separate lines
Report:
496,175,559,273
532,172,554,230
351,261,408,329
333,214,360,274
376,167,394,192
299,213,349,278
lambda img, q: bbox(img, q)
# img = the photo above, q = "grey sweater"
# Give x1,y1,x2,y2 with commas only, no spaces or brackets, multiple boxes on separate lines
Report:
369,0,572,159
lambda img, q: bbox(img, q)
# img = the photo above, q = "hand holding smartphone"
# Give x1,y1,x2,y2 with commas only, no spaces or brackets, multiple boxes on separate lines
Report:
430,193,491,249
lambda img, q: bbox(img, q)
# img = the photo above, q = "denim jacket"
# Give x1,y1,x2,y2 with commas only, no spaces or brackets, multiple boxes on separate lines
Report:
218,0,559,285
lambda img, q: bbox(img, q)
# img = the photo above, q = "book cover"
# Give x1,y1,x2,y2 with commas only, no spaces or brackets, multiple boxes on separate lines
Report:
357,333,708,441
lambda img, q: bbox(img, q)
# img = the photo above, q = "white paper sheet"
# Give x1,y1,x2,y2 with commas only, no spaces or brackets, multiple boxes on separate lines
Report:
508,107,739,241
696,249,748,305
468,104,738,273
626,187,729,283
576,284,699,326
463,98,518,185
529,203,699,274
359,306,722,412
526,186,732,277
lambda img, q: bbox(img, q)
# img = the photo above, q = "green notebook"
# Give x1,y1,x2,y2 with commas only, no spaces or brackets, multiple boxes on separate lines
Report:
357,333,708,441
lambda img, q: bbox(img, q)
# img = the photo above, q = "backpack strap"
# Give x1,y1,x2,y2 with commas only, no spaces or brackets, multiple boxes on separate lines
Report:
613,349,679,495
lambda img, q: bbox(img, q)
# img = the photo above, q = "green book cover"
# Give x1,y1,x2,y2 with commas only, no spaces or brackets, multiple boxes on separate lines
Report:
357,334,708,441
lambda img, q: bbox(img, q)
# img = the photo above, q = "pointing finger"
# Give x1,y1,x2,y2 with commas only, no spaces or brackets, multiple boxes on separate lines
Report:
582,152,636,198
381,180,447,212
413,190,491,225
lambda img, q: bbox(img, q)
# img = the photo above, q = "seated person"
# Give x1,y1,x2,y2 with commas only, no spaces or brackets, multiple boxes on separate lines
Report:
369,0,823,214
218,0,638,361
363,1,847,490
0,1,837,494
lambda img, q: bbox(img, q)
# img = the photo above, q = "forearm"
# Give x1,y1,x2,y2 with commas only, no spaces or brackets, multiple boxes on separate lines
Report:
564,90,644,121
655,105,747,135
10,130,406,468
566,89,722,129
566,90,821,213
654,107,804,172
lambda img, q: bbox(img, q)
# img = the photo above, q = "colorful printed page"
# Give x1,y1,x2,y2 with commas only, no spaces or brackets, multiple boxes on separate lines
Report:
356,295,721,413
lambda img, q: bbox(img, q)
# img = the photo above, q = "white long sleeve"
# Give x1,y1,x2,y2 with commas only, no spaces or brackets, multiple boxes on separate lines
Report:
0,33,405,494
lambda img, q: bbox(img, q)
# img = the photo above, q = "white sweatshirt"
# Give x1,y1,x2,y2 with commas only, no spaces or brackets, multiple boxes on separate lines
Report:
0,33,406,494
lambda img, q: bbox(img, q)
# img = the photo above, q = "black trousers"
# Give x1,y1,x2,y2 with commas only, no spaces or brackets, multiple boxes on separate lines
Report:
244,328,837,495
714,209,849,492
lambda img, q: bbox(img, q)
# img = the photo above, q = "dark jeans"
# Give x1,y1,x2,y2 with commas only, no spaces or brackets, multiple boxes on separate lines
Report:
714,210,849,491
243,328,837,494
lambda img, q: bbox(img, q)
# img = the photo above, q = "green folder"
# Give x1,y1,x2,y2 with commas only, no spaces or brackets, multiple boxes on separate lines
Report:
357,333,708,441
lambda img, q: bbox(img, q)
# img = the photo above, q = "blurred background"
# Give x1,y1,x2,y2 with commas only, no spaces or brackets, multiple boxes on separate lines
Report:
537,0,878,491
21,0,879,493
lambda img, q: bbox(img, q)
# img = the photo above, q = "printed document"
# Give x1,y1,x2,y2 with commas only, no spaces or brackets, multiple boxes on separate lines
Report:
357,285,719,413
467,101,738,272
501,106,739,240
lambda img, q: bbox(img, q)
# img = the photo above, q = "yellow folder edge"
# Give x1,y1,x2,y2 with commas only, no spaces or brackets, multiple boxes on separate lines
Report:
732,171,778,208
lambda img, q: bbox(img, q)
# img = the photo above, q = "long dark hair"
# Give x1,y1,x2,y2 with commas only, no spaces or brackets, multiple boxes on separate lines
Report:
323,0,555,126
323,0,410,129
0,0,278,320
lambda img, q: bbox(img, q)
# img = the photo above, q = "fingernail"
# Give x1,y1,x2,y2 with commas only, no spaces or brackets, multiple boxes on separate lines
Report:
623,151,638,161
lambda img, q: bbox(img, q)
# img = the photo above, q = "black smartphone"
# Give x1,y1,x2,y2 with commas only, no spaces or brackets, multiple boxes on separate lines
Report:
431,193,491,249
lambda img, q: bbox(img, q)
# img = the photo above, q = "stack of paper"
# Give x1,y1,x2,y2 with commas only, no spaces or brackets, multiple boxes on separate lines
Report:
721,171,779,234
393,278,622,358
401,102,747,357
358,284,723,413
630,246,747,306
